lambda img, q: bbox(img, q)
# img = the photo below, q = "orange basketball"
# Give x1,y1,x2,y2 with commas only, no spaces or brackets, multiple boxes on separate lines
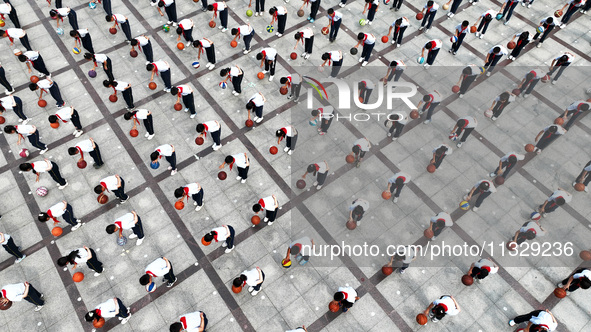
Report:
38,100,47,108
575,183,586,192
148,82,157,90
257,72,265,80
554,287,566,298
201,236,212,246
416,12,424,20
97,193,108,204
381,191,391,200
452,85,460,93
93,317,105,328
245,119,254,127
507,241,517,251
554,117,564,125
130,129,139,137
346,220,357,230
525,144,535,153
358,97,364,103
495,176,505,185
50,122,60,129
410,109,419,119
346,154,355,164
30,75,40,84
279,86,288,95
195,137,204,145
109,94,118,103
109,27,117,35
381,36,389,43
416,313,428,325
269,146,278,155
507,41,516,49
470,26,477,33
51,226,63,237
232,284,242,293
174,103,183,111
0,116,5,125
329,300,340,313
73,272,84,282
230,40,238,48
177,42,185,50
424,229,434,239
209,20,216,28
174,201,185,210
382,265,394,276
461,274,474,286
251,215,261,225
579,250,591,261
427,164,436,173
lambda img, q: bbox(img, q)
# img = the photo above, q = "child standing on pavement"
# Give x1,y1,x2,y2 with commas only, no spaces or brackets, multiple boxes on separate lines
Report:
348,198,369,225
302,161,329,190
124,109,155,140
281,73,302,101
147,60,172,92
538,188,572,217
85,297,131,325
196,120,222,151
20,159,68,189
253,195,279,225
276,125,297,155
489,152,523,178
387,172,411,203
4,124,48,153
151,144,177,175
57,247,103,276
203,225,235,253
235,267,265,296
139,256,177,287
103,80,135,109
49,106,84,137
430,144,452,169
464,180,496,211
311,106,335,135
0,232,26,263
174,183,204,211
220,65,243,96
350,137,371,167
38,200,82,230
533,124,566,154
95,174,129,203
487,91,516,120
416,90,442,124
171,85,196,118
219,153,249,183
106,211,145,246
516,69,544,97
449,116,477,148
427,211,453,240
193,38,216,70
29,77,65,108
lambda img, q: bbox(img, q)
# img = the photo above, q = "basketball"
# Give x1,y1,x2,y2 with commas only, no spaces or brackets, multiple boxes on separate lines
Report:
541,75,550,83
51,226,63,237
246,9,253,17
30,75,40,83
459,201,470,210
381,191,391,200
218,171,227,180
297,9,305,17
266,25,274,33
329,300,340,313
346,154,355,164
427,164,436,173
130,50,138,58
525,144,535,153
195,137,204,145
36,186,48,197
117,236,128,246
554,287,566,299
279,87,288,95
232,284,242,293
507,241,517,251
381,36,388,43
450,36,457,43
410,109,419,119
346,220,357,230
452,85,460,93
209,20,216,28
19,149,29,158
56,27,64,35
174,103,183,111
0,19,4,28
257,72,265,80
177,42,185,50
148,82,157,90
358,97,364,103
97,193,108,204
461,274,474,286
269,146,278,155
219,82,227,89
109,94,118,103
512,88,521,96
296,179,306,189
416,313,428,325
554,117,564,125
496,13,503,20
281,259,292,268
73,272,84,282
230,40,238,48
88,69,97,78
146,281,156,293
507,41,516,49
495,176,505,185
350,47,358,55
536,26,544,34
192,61,201,69
201,236,212,246
38,99,47,108
359,19,366,26
72,47,81,54
574,183,585,192
382,265,394,276
245,119,254,127
175,201,185,210
484,109,493,118
93,317,105,328
50,122,60,129
109,27,117,35
424,229,434,239
416,12,424,20
0,300,12,311
290,52,297,60
554,10,563,17
321,27,329,35
150,161,159,169
579,250,591,261
130,129,139,137
251,215,261,226
442,3,449,10
530,212,541,221
77,160,87,169
470,26,477,33
162,24,170,32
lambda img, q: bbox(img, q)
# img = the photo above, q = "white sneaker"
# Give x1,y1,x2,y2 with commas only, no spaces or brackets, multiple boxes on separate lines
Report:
254,12,259,16
35,306,44,311
195,205,202,211
268,76,274,82
391,40,396,44
145,132,150,138
248,286,254,292
472,207,479,211
74,130,83,137
58,181,69,190
449,13,454,18
171,169,177,175
225,247,234,253
94,272,101,277
121,316,130,324
479,34,483,39
551,80,557,85
251,290,260,296
475,32,480,37
489,172,496,177
288,150,292,155
147,134,155,140
508,320,516,327
393,197,398,203
255,117,263,123
136,238,144,246
71,223,81,231
358,57,364,63
240,179,246,184
263,217,269,222
301,52,307,57
423,119,431,124
316,185,322,189
304,54,310,60
15,255,26,263
243,49,251,55
424,64,430,68
396,44,400,47
221,242,227,247
221,28,227,32
22,119,30,125
213,144,221,151
277,33,283,37
456,142,463,148
40,147,49,154
419,26,424,31
361,61,368,67
283,147,289,152
129,233,138,239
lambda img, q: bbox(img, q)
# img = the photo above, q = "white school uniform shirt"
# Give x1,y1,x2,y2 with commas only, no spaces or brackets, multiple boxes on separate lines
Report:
433,296,459,315
573,269,591,281
113,81,130,91
160,0,174,6
391,60,406,70
460,116,477,129
529,311,557,331
54,108,74,122
300,27,314,38
432,144,453,155
0,4,12,15
500,152,524,162
6,28,26,38
203,120,221,132
489,45,508,56
290,237,313,253
77,28,89,37
198,38,212,48
392,17,410,28
75,139,94,153
350,198,369,212
424,2,439,11
398,246,417,264
237,24,254,35
539,16,556,27
494,94,515,103
426,91,442,103
0,96,16,109
474,258,499,274
258,196,276,211
389,111,409,125
542,125,566,136
555,53,574,64
32,160,52,173
0,233,11,245
474,180,496,193
94,54,108,64
241,268,262,286
184,183,202,195
520,221,545,236
211,225,231,241
275,6,287,15
99,175,119,191
155,144,174,157
427,39,442,50
430,211,453,226
567,100,590,112
152,60,170,72
1,283,26,302
279,125,296,137
261,48,277,60
318,106,335,120
95,298,120,318
584,164,591,172
362,33,376,45
134,109,150,120
212,1,228,10
312,161,329,173
135,35,150,46
231,153,248,168
176,85,193,96
178,311,204,332
229,66,241,77
353,138,371,151
337,286,357,304
48,201,66,218
114,212,135,230
286,329,306,332
286,73,301,84
178,19,193,30
56,8,71,16
329,11,342,21
15,125,36,136
548,189,572,203
455,24,469,35
37,79,53,90
23,51,40,61
145,258,170,277
72,248,90,264
566,0,585,7
249,93,264,106
113,14,127,23
328,51,342,62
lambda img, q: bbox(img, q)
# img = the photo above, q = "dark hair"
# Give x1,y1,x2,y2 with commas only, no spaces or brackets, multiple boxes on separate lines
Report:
478,182,490,191
57,256,70,267
493,46,501,54
524,230,536,240
48,115,58,123
207,4,214,11
580,278,591,289
239,274,247,282
484,14,493,21
352,145,360,154
123,111,134,120
130,39,139,46
246,101,255,110
269,8,276,15
49,9,58,18
170,322,183,332
432,305,446,319
395,178,404,185
422,95,431,102
427,0,434,5
139,274,151,285
4,125,16,133
105,15,113,22
67,147,79,155
256,53,263,60
196,124,205,133
547,125,558,134
462,66,472,75
220,68,229,77
28,83,39,91
85,310,99,322
175,27,182,35
290,244,301,255
395,18,403,26
508,155,517,164
193,40,202,48
170,87,179,95
425,42,433,50
17,54,27,62
327,8,334,15
390,61,398,67
524,72,535,81
83,53,94,60
353,205,364,215
462,20,469,27
174,187,184,198
307,164,316,174
558,55,568,64
94,185,104,194
38,213,49,222
19,163,32,172
357,33,365,40
69,30,78,37
334,292,344,301
294,33,301,40
545,17,553,25
435,146,447,157
470,267,489,279
456,119,466,128
321,53,329,61
232,278,242,287
224,155,234,164
146,64,155,71
311,109,319,117
105,224,117,234
280,77,288,84
518,31,529,41
150,151,160,162
580,104,589,112
252,204,262,212
204,232,214,242
103,80,113,88
500,92,510,101
276,129,286,138
231,28,239,36
555,197,566,206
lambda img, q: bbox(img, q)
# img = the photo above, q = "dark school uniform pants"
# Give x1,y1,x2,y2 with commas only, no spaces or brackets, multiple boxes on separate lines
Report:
432,220,446,237
320,116,333,133
2,237,24,259
101,58,115,81
535,133,559,150
243,31,255,51
477,20,490,34
18,35,32,51
310,0,320,19
210,129,221,146
564,110,584,130
205,45,216,64
86,248,104,273
474,191,492,207
0,66,12,91
24,284,44,307
329,20,341,40
26,130,46,151
253,105,263,118
163,260,176,283
201,0,208,10
122,87,134,108
80,34,94,54
48,161,67,186
387,68,403,82
182,93,195,114
11,96,27,121
576,163,591,185
142,41,154,63
115,298,130,318
361,43,374,62
159,70,171,89
456,127,474,142
421,10,436,29
360,87,372,104
32,56,50,76
392,26,406,45
264,58,276,76
89,144,104,166
225,225,235,249
237,166,249,180
426,49,439,65
253,271,265,291
392,0,403,9
494,160,515,178
533,25,553,43
304,36,314,54
424,102,440,121
519,78,539,96
265,208,278,222
289,83,301,99
330,59,342,78
219,9,228,28
62,203,80,226
165,151,177,170
143,115,154,135
67,9,79,30
120,21,132,41
451,33,466,52
449,0,462,13
459,75,477,94
510,40,528,58
492,101,510,118
48,82,65,107
316,171,328,185
389,182,404,197
540,201,559,214
231,74,243,93
501,2,518,21
367,6,377,21
286,134,297,150
113,177,129,201
164,2,177,23
561,6,579,24
102,0,112,17
484,54,502,74
547,63,569,82
433,153,446,168
277,15,286,34
388,122,405,138
513,310,544,325
181,28,193,43
6,5,20,28
351,209,364,221
191,188,204,207
255,0,265,12
71,109,83,130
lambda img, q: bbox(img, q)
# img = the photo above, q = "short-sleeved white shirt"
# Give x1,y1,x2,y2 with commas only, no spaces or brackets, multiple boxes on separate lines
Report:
433,296,459,316
145,258,170,277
